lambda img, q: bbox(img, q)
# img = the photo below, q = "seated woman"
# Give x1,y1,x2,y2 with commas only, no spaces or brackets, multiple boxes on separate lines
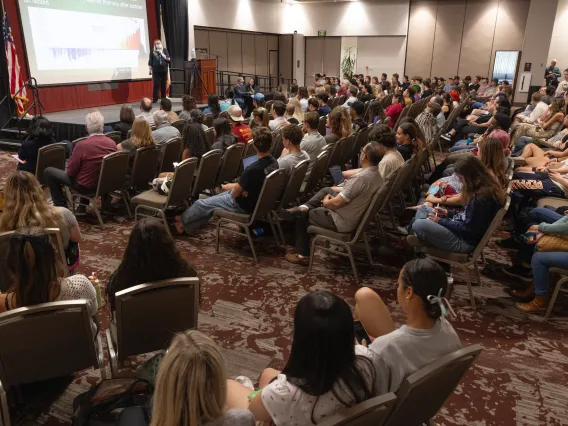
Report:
179,95,198,121
150,330,255,426
182,122,211,162
410,156,505,254
510,99,566,148
286,98,304,124
385,94,404,128
117,117,156,160
354,258,462,394
368,100,386,125
203,94,222,118
395,122,425,161
113,105,135,141
513,122,568,156
227,290,376,426
0,227,97,333
211,117,237,152
0,171,81,269
17,116,57,174
250,107,269,129
190,109,210,131
325,107,349,144
514,144,568,173
106,218,197,314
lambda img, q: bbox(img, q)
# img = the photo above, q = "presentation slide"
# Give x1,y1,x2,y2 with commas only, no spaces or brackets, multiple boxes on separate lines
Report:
17,0,151,86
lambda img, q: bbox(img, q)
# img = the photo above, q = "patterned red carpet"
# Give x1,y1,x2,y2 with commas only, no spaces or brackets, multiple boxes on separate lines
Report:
1,150,567,426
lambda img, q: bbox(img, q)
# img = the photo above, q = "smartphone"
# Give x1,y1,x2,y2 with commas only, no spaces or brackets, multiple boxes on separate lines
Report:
354,320,371,345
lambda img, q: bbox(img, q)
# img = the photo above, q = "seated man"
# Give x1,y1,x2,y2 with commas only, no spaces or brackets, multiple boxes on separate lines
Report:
268,101,289,131
307,98,320,116
318,93,331,116
342,86,358,108
137,97,155,127
175,127,278,235
160,98,179,124
301,112,327,174
152,110,181,145
350,101,367,132
233,77,246,110
278,125,310,176
227,105,252,144
283,142,383,265
44,111,117,209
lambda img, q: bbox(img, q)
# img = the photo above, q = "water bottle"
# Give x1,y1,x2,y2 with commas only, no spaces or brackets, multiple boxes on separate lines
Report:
89,272,102,310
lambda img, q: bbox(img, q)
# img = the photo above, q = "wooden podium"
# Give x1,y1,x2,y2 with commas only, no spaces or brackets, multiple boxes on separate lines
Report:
184,59,216,103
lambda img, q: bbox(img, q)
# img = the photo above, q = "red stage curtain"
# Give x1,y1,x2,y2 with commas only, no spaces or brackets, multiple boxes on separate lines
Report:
5,0,159,113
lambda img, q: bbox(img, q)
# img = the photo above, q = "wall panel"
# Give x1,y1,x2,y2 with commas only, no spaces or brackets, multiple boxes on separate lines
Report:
279,35,293,82
242,34,256,75
305,38,324,82
406,1,437,79
255,35,268,77
227,33,243,74
431,1,466,79
323,37,342,77
194,29,210,55
356,37,406,78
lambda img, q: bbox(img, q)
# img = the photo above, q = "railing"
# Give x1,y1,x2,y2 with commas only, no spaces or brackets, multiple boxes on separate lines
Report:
0,77,44,139
169,67,296,99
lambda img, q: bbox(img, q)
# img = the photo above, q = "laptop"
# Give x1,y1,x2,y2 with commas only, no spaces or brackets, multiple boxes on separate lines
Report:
329,165,344,185
242,154,258,170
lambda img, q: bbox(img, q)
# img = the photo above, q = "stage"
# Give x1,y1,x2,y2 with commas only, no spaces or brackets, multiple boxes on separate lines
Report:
35,98,206,142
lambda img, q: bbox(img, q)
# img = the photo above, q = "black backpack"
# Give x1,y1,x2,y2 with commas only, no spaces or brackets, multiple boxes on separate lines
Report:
72,378,152,426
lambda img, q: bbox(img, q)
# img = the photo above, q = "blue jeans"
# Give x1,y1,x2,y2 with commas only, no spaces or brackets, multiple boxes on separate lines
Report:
411,206,476,253
471,102,483,109
512,136,533,156
517,208,563,264
449,140,475,152
532,252,568,296
181,190,245,235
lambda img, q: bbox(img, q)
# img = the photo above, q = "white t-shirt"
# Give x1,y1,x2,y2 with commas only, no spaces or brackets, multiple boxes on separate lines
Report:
269,116,289,131
356,318,461,394
299,98,309,111
379,150,404,179
261,356,376,426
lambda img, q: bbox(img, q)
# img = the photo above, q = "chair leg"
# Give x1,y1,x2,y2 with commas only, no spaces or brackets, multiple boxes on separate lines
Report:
91,199,104,226
362,232,373,265
215,220,222,254
267,214,280,246
388,202,397,228
105,329,118,378
459,264,476,309
160,209,172,238
243,226,258,262
122,190,133,218
545,277,567,320
276,217,286,247
345,244,359,282
308,236,319,273
0,381,9,426
480,250,486,265
473,262,482,286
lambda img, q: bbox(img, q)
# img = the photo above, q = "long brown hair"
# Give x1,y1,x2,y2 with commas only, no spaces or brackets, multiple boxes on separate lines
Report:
398,122,426,153
0,171,66,233
339,107,352,137
328,107,344,137
130,117,156,148
454,156,506,206
478,138,508,188
7,227,64,308
251,107,269,128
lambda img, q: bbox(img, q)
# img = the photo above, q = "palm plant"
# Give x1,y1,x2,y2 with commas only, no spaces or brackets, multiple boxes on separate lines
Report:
341,46,356,79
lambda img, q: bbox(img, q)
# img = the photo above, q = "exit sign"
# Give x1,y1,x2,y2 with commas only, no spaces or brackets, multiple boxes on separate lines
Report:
318,30,326,36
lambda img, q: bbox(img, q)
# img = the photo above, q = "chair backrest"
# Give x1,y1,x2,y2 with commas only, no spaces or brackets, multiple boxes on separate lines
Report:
114,277,199,360
130,146,160,191
384,345,483,426
318,393,397,426
104,131,122,144
171,120,186,136
249,168,288,222
192,149,223,198
71,136,88,153
381,94,393,108
328,137,348,167
216,143,244,185
243,139,256,157
277,160,310,210
351,127,370,160
303,150,330,196
45,228,68,277
270,129,285,159
0,231,14,293
166,157,198,207
470,197,511,261
318,115,327,137
36,143,66,185
159,137,183,174
393,105,410,130
338,95,347,105
340,133,357,166
0,301,99,390
203,115,213,128
387,157,415,203
265,100,274,113
95,151,130,197
204,128,216,148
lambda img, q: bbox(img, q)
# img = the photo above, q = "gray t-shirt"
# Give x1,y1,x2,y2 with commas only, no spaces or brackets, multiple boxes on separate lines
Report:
300,131,326,174
278,150,310,175
55,206,78,248
332,166,382,233
356,318,462,394
152,124,181,145
204,409,255,426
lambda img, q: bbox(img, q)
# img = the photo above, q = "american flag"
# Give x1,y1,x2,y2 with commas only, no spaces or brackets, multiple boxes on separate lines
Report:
2,0,27,115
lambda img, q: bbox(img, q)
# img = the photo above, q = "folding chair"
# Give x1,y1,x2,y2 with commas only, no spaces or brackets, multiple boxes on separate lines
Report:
192,149,223,199
216,143,244,186
545,268,568,320
0,232,14,293
243,139,256,158
300,150,330,199
104,131,122,144
35,143,66,185
205,128,215,148
158,137,183,174
123,146,160,215
171,120,186,136
318,393,397,426
318,115,327,137
270,129,284,159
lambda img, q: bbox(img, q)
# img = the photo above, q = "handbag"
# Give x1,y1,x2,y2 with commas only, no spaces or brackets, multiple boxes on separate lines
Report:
537,235,568,252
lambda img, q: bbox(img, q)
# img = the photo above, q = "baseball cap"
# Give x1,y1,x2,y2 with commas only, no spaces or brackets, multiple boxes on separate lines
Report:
349,100,365,116
253,93,265,103
227,105,244,122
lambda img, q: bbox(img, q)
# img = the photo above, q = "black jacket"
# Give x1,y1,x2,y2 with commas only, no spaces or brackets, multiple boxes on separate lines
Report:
148,48,170,73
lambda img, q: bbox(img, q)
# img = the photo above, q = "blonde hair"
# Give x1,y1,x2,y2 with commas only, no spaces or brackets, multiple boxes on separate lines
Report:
287,97,304,123
0,171,66,233
308,86,316,98
339,107,353,138
150,330,227,426
131,117,155,148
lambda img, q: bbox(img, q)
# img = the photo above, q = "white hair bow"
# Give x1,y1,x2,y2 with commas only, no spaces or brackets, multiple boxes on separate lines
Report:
427,289,456,319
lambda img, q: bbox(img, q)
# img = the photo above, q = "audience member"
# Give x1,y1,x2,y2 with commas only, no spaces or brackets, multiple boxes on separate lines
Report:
307,98,320,116
297,86,309,111
301,112,326,174
318,93,331,116
179,95,197,121
160,98,179,124
227,290,376,425
278,125,310,176
421,78,433,98
269,101,289,131
545,59,561,86
325,107,345,144
137,98,155,127
285,104,299,125
227,105,252,144
151,110,180,145
44,111,116,210
386,94,404,128
278,84,289,98
118,117,156,164
287,98,304,124
354,258,462,393
113,105,136,142
211,117,237,152
250,107,269,129
203,94,222,118
350,101,367,131
106,218,197,312
395,122,422,161
343,86,358,108
415,102,441,144
360,84,373,103
182,121,210,162
555,69,568,96
289,83,298,99
175,127,278,235
282,142,382,265
17,116,57,174
511,99,566,148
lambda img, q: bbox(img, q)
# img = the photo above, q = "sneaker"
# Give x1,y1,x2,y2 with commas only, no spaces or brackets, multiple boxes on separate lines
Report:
440,133,452,141
496,237,520,250
502,264,533,282
279,208,307,221
285,253,309,266
234,375,255,390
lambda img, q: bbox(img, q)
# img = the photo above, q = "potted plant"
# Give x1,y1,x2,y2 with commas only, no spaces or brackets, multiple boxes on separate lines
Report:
341,46,356,79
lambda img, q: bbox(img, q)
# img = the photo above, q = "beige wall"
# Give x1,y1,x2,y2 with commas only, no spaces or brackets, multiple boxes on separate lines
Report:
406,0,530,79
548,0,568,71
